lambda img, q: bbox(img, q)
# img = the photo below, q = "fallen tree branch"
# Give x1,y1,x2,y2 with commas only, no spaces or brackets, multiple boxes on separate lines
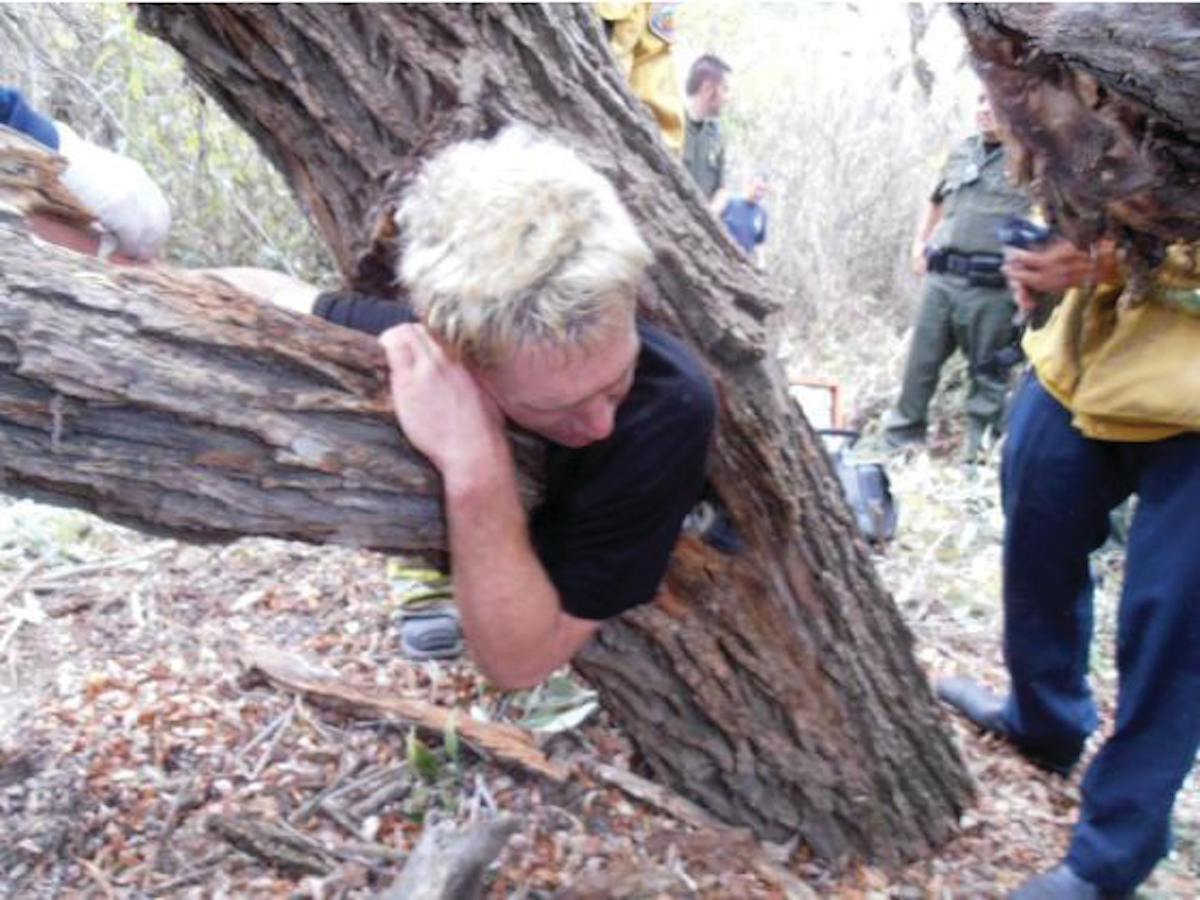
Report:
588,761,730,832
381,816,520,900
30,545,177,588
238,640,567,783
0,216,544,556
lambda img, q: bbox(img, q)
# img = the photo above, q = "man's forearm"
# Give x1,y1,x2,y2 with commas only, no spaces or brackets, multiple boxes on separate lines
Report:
915,201,943,247
443,450,597,689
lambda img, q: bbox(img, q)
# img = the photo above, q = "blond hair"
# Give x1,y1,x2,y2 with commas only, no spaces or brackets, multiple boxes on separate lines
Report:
394,126,651,366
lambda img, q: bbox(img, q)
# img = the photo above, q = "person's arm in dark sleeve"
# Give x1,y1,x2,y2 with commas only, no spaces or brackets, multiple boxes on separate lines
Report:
313,291,417,335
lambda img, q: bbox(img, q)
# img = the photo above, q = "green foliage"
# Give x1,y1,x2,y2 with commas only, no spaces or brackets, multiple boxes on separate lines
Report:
513,672,599,734
0,3,335,283
406,729,442,784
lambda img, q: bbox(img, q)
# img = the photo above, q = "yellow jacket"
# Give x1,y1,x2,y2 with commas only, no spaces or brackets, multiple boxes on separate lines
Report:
596,3,684,152
1024,243,1200,441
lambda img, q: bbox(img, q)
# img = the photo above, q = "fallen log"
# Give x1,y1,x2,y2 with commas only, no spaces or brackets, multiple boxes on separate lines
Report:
0,215,541,556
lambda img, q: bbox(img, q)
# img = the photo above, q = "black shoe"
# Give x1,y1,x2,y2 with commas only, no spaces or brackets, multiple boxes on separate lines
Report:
934,676,1079,776
1010,864,1133,899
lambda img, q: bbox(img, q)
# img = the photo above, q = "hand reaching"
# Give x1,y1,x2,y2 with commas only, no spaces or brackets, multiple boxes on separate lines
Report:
378,324,509,485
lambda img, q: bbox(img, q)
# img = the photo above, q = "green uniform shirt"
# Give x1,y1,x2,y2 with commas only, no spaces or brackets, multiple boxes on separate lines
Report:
683,115,724,200
930,134,1029,255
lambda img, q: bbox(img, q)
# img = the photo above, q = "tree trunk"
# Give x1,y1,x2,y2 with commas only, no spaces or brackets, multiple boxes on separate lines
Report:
953,3,1200,290
10,2,978,863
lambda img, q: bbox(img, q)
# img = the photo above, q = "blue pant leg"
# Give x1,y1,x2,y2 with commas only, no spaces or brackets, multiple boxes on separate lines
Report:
1066,430,1200,891
999,377,1127,754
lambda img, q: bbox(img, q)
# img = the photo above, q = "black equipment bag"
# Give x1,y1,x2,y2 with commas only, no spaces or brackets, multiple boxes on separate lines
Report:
820,429,898,544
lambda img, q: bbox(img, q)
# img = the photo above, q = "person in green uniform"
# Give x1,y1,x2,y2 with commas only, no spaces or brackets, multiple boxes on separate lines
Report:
883,93,1031,459
682,53,730,213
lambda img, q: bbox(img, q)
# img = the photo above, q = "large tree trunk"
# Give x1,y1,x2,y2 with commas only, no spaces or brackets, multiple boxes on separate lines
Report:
3,3,974,863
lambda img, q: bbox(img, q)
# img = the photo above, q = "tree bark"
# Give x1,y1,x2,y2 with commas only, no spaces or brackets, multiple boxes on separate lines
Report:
953,3,1200,292
11,2,978,863
0,212,545,555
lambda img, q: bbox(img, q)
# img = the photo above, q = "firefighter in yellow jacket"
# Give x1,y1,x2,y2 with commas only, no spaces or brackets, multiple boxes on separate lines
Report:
936,237,1200,898
596,3,684,152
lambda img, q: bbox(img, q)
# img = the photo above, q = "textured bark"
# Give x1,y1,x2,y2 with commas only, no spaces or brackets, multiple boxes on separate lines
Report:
954,4,1200,296
381,817,520,900
0,213,542,554
95,3,975,863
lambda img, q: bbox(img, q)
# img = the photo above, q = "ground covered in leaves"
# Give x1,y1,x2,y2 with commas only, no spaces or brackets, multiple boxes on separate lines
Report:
1,427,1198,898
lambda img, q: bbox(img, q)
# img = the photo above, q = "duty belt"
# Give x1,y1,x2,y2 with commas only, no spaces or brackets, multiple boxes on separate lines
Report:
925,247,1006,287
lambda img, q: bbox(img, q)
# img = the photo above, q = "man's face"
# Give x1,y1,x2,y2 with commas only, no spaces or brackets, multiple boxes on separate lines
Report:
702,76,729,118
476,309,640,448
975,93,998,141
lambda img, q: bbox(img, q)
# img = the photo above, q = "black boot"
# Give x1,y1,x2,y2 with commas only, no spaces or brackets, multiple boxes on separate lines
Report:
934,676,1080,776
1010,864,1133,899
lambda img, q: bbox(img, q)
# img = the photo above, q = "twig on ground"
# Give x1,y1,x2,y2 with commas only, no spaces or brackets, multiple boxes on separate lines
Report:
588,762,727,832
78,858,119,900
0,559,47,606
467,772,498,821
145,850,232,896
32,544,176,588
288,753,368,825
1,591,45,678
239,639,567,782
150,778,212,874
348,768,412,820
248,701,297,780
272,818,406,867
316,798,363,837
207,813,332,877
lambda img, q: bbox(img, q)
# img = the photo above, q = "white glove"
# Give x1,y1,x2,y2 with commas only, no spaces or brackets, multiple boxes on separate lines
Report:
54,121,171,261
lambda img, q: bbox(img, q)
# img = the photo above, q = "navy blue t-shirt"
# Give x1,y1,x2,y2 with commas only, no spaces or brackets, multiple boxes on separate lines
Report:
1,87,60,149
720,199,767,254
313,292,716,620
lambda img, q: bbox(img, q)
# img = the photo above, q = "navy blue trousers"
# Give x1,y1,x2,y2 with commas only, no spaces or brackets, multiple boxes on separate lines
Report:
1000,376,1200,891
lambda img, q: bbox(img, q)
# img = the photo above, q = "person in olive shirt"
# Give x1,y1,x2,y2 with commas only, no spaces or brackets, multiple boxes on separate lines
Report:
682,53,730,213
883,93,1031,459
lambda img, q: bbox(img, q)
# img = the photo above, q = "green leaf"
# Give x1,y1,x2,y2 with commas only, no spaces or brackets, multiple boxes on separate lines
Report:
407,730,441,784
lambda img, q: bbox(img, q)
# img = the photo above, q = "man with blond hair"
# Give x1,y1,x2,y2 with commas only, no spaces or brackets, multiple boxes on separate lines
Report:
294,127,715,688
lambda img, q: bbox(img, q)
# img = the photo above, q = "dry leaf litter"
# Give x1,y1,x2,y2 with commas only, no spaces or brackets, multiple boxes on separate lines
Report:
1,397,1197,898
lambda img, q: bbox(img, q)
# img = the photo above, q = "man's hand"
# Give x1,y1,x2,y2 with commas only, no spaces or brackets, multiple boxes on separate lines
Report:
910,242,928,276
710,187,730,217
1003,238,1117,311
380,323,599,690
378,324,509,485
